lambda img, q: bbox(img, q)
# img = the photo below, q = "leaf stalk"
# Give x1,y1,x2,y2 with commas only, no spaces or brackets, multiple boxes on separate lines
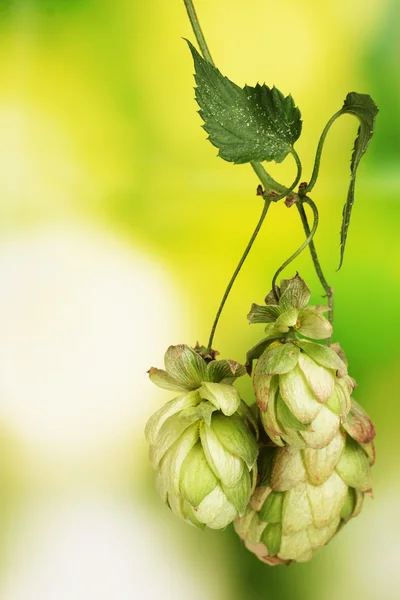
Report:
305,110,342,194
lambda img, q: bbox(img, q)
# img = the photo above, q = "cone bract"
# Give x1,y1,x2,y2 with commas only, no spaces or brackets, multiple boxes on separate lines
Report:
145,344,259,529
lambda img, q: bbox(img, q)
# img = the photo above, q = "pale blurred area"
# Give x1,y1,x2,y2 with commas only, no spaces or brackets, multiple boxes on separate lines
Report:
0,0,397,599
0,224,233,599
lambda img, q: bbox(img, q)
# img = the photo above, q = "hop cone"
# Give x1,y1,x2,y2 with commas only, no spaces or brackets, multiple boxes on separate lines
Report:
234,399,376,564
145,344,259,529
254,339,354,448
248,275,354,448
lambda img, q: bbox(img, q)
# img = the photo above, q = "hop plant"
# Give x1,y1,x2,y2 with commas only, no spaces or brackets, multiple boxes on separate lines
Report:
248,276,355,449
143,0,379,567
234,399,376,564
145,344,259,529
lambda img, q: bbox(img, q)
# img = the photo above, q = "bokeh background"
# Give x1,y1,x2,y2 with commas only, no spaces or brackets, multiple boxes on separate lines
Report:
0,0,398,598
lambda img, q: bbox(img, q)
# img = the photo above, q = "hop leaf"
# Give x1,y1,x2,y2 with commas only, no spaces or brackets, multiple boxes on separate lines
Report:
187,40,302,164
338,92,378,268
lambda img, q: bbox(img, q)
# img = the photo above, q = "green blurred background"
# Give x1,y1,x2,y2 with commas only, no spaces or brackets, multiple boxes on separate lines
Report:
0,0,398,598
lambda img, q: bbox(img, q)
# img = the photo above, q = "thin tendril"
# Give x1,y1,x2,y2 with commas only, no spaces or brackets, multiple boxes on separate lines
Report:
272,197,319,300
207,198,271,348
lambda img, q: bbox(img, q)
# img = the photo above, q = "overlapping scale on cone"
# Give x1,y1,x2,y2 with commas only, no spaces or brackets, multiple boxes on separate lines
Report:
145,344,259,529
234,399,376,564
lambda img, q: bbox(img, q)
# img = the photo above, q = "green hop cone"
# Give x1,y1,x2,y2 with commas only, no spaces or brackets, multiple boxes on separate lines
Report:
254,339,354,448
145,344,259,529
247,275,354,448
234,399,375,564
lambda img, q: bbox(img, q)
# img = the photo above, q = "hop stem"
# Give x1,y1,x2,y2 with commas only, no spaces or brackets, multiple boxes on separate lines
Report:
271,197,319,300
183,0,215,66
296,200,334,330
